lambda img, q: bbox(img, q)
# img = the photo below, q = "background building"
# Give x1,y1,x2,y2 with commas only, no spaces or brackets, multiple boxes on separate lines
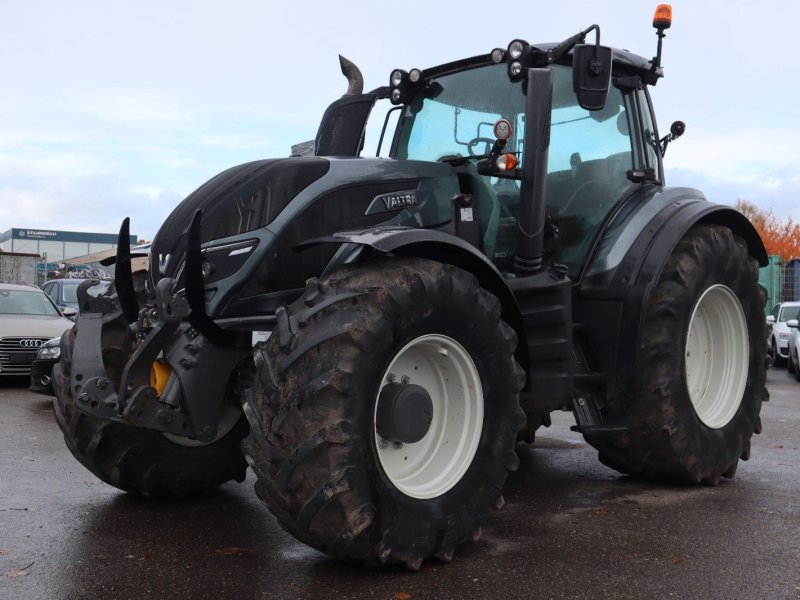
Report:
0,228,137,262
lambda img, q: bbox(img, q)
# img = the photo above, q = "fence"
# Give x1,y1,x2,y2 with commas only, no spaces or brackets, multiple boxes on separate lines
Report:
760,256,800,314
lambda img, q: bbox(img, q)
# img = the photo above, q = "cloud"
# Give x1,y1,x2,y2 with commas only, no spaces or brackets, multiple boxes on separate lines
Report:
664,127,800,221
0,158,178,240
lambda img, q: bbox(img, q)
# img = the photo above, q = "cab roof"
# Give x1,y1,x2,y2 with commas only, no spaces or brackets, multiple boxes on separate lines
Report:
415,42,660,84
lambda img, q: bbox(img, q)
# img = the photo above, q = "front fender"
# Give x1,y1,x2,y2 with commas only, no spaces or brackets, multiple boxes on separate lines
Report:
308,227,529,373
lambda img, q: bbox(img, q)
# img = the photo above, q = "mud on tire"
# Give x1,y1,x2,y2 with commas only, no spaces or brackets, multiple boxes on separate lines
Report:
584,224,767,484
53,320,249,498
243,258,525,568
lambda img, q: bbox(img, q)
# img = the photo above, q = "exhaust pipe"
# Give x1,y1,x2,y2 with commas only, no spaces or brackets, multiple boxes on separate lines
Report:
514,68,553,274
339,55,364,96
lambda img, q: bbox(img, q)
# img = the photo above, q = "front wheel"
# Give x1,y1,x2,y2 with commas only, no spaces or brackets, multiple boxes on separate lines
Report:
243,258,525,568
53,321,250,498
584,224,766,484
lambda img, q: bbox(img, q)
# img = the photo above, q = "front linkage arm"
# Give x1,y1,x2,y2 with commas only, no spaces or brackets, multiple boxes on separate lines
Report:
69,213,250,443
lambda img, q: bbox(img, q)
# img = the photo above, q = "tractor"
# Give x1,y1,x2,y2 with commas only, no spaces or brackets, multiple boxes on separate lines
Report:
53,5,767,570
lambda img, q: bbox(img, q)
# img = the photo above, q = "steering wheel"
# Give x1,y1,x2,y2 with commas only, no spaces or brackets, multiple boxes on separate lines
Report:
467,137,495,157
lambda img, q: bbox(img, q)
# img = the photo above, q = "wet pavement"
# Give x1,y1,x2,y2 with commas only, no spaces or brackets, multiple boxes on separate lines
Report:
1,369,798,600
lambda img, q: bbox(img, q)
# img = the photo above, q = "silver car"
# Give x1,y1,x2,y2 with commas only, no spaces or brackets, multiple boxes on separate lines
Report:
0,284,75,376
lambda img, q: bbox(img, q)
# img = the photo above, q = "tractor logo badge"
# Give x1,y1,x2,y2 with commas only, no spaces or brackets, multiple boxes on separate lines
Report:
365,190,419,216
158,253,172,274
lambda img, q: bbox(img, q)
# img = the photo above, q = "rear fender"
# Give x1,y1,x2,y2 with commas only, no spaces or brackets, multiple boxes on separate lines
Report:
578,186,767,399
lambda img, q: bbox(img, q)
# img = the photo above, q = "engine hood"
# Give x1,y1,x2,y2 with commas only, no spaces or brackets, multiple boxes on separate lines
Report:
151,157,330,279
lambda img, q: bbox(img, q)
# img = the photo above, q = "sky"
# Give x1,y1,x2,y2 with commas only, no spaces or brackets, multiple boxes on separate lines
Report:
1,1,798,241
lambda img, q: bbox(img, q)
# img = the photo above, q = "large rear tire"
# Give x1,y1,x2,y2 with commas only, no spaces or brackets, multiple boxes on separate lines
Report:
243,258,525,568
584,224,766,484
53,320,249,498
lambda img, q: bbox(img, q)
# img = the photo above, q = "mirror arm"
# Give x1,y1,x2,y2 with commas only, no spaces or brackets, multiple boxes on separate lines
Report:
547,24,599,65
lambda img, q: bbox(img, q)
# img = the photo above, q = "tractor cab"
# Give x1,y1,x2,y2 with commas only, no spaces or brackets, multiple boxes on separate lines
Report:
389,55,654,276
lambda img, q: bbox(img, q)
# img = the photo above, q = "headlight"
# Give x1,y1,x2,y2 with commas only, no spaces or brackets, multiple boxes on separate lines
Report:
390,69,404,87
779,333,790,340
36,345,61,360
508,40,525,59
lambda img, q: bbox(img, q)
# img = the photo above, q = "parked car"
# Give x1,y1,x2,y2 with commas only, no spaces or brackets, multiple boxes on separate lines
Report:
767,301,800,366
786,319,800,381
0,284,74,377
41,278,111,313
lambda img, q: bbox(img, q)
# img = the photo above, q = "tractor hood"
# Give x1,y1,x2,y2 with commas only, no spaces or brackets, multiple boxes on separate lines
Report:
147,156,459,310
151,157,330,280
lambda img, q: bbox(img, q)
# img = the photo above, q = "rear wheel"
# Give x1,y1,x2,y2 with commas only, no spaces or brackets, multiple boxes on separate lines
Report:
53,318,249,498
584,224,766,484
243,258,525,568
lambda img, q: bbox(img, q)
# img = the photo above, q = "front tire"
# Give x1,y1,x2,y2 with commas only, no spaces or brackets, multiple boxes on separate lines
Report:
53,320,249,498
584,224,766,484
243,258,525,568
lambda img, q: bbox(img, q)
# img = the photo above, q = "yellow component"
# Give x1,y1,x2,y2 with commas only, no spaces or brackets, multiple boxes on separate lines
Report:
653,4,672,29
150,359,173,397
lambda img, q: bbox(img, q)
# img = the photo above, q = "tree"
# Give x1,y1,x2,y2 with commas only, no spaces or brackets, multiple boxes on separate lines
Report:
735,200,800,262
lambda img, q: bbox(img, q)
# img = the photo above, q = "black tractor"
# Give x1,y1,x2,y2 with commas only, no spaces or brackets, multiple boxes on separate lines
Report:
54,5,767,570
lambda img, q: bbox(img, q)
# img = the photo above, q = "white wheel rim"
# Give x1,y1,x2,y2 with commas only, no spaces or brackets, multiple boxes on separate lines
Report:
684,285,749,429
162,404,241,447
374,334,483,500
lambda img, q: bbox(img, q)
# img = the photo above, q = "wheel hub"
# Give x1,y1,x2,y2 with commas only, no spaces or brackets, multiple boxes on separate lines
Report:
376,382,433,444
374,334,484,500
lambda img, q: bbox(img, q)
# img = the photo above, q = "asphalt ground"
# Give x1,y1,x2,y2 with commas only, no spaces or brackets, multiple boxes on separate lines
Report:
1,368,798,600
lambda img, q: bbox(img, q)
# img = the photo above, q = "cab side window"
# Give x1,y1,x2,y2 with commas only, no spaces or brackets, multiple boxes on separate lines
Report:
545,68,636,274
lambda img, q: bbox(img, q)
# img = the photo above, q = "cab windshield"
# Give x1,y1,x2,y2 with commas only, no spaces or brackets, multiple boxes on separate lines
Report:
394,63,636,276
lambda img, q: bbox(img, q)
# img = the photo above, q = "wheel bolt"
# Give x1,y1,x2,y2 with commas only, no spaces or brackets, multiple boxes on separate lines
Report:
378,438,388,449
386,373,396,383
401,375,410,384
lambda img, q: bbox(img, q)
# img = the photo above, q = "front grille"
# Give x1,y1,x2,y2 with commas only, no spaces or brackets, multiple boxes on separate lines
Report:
0,337,51,375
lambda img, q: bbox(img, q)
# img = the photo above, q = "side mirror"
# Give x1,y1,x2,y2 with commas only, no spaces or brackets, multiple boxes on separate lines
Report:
766,315,776,324
62,306,78,319
572,44,612,111
787,319,799,329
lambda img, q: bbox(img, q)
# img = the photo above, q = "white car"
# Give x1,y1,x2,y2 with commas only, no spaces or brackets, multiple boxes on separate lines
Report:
767,301,800,366
0,284,75,376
